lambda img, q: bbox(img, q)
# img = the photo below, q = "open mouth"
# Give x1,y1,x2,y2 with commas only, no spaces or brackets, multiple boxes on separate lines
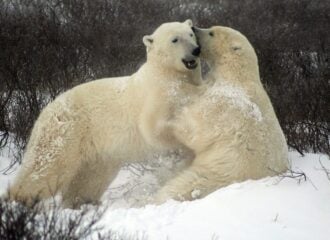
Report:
182,59,198,70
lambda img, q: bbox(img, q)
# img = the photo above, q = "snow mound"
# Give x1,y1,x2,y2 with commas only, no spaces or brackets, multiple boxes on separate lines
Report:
99,152,330,240
1,151,329,240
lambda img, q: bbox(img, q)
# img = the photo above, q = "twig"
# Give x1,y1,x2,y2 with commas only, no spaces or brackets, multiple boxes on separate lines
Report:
318,159,330,181
1,160,17,175
280,169,307,183
269,167,307,184
288,143,304,156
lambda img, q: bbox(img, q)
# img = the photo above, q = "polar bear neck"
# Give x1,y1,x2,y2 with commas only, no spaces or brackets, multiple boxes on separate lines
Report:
140,61,202,86
209,57,261,87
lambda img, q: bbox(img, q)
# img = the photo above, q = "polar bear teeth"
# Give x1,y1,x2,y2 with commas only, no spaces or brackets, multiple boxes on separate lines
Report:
182,59,198,69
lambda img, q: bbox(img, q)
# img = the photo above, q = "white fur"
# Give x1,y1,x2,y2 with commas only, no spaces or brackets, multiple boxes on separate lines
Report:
8,21,202,208
155,26,289,203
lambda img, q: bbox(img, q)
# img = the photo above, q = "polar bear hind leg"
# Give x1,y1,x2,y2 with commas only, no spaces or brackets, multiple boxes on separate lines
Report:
8,101,83,205
61,156,121,209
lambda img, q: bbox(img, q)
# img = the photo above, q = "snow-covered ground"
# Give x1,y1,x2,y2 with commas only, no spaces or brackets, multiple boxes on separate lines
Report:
1,150,330,240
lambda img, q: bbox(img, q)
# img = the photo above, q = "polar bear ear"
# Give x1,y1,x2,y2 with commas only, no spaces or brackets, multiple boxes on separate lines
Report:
184,19,193,27
143,35,154,48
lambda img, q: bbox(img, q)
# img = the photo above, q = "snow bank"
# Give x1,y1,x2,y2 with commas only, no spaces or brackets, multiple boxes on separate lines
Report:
1,151,329,240
99,152,330,240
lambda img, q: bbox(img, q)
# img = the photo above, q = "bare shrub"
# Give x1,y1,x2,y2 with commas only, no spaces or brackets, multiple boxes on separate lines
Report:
0,196,112,240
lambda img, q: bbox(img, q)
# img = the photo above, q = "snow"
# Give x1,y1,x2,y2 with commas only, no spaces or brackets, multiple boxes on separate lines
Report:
1,150,330,240
0,140,19,195
97,151,330,240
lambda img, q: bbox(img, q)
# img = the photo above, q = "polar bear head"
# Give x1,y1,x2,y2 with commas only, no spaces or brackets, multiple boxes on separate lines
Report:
143,20,201,73
192,26,258,70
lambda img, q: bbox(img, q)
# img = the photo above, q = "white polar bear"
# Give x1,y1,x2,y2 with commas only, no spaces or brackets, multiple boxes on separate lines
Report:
155,26,289,202
8,20,202,208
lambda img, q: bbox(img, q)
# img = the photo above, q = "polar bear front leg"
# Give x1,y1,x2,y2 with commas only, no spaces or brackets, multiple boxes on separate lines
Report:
154,150,234,204
154,164,211,203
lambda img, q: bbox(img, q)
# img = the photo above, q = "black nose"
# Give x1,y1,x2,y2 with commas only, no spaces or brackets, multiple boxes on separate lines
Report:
192,47,201,57
191,26,196,33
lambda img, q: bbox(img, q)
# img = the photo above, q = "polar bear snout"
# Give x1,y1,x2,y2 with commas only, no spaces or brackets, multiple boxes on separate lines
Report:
192,46,201,57
191,27,207,44
191,26,202,34
182,46,200,70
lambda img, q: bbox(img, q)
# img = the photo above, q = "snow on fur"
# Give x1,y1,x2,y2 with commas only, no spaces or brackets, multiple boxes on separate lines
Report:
205,81,263,121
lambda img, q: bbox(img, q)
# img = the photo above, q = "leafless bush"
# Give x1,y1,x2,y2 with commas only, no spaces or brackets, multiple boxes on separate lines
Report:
0,196,112,240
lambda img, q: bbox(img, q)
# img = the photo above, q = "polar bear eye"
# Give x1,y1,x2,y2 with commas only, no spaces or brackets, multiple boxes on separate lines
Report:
209,32,214,37
172,38,178,43
232,46,242,51
190,33,194,37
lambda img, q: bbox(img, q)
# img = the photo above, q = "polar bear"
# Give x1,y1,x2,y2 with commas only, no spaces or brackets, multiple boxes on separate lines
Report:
155,26,289,202
8,20,202,208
